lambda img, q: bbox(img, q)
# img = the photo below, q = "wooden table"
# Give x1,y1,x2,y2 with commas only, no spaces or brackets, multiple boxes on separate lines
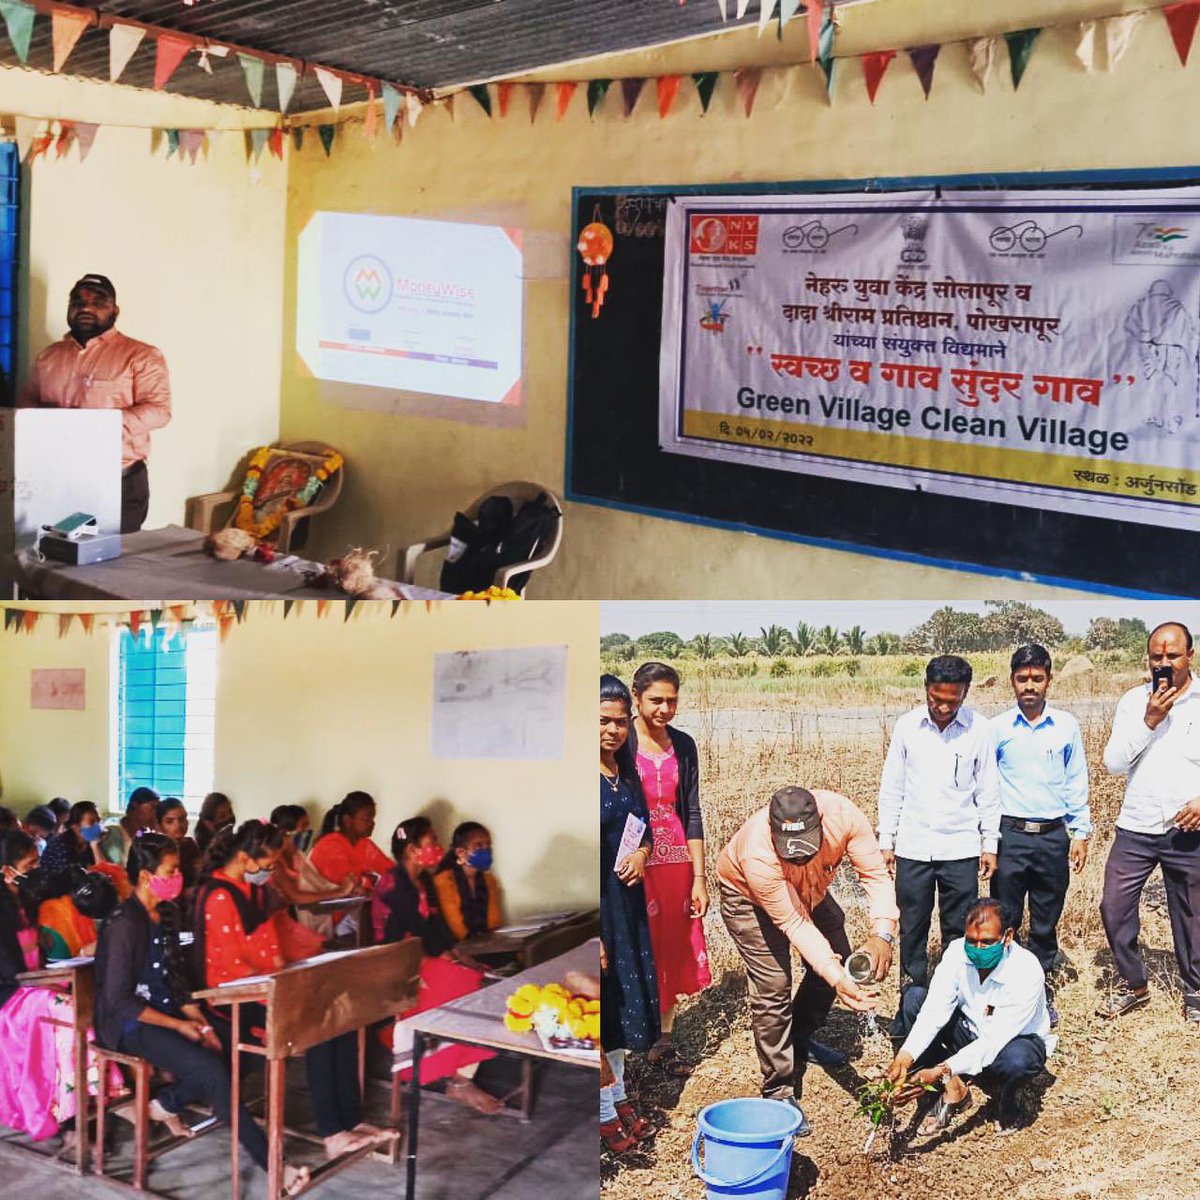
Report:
13,524,451,601
459,909,601,969
403,939,601,1200
193,940,422,1200
12,958,94,1176
294,894,372,948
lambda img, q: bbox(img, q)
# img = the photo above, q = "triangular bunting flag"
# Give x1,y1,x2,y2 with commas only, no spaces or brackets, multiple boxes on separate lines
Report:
442,94,454,121
75,122,98,161
733,67,762,116
1072,21,1098,72
276,61,298,112
1103,12,1143,69
1164,1,1200,66
907,43,940,98
231,600,247,623
736,0,751,15
55,122,75,159
13,115,35,162
528,81,546,122
315,66,343,112
196,43,229,74
496,81,515,118
239,52,265,107
779,0,802,32
383,83,401,130
757,0,778,37
28,128,52,163
555,81,577,120
218,614,235,643
805,0,823,65
363,84,378,138
58,613,72,638
620,78,645,117
283,599,295,619
0,0,36,65
469,84,492,116
292,125,305,151
3,607,19,631
109,23,144,82
79,613,93,634
404,91,423,127
693,71,718,112
180,129,205,164
170,604,188,625
716,0,728,17
967,36,997,92
344,598,358,622
657,75,682,118
316,599,330,619
269,126,284,158
391,600,402,618
129,610,142,637
51,8,89,73
166,128,181,158
149,607,164,628
247,127,268,162
22,610,36,633
817,8,837,95
318,124,335,156
154,33,192,90
587,78,611,117
861,49,896,104
1005,28,1041,90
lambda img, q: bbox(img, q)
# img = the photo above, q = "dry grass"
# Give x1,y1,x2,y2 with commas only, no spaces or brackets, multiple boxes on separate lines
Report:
603,665,1200,1200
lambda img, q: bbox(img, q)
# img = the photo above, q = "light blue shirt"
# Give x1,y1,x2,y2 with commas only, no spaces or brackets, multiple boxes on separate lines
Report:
991,704,1091,838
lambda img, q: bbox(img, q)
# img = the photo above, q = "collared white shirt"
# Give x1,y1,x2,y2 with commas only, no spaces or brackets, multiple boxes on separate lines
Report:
900,938,1055,1078
1103,676,1200,835
877,705,1001,861
991,704,1091,838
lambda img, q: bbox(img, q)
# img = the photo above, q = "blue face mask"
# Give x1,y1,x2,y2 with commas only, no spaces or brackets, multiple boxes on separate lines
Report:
81,824,104,843
466,848,493,872
245,868,273,886
34,838,46,855
964,939,1006,971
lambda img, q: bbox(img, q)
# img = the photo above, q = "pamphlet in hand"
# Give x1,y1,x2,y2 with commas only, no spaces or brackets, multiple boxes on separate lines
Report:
615,814,647,870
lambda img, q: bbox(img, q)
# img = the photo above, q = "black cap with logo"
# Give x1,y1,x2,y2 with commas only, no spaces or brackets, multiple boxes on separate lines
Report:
769,786,823,861
71,274,117,301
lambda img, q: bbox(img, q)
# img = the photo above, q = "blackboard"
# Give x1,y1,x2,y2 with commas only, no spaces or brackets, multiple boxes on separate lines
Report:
565,171,1200,597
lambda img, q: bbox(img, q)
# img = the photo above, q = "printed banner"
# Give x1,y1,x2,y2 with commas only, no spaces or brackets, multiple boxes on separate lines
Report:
658,189,1200,529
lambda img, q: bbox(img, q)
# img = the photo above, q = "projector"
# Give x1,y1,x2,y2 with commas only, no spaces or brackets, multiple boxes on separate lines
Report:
39,530,122,566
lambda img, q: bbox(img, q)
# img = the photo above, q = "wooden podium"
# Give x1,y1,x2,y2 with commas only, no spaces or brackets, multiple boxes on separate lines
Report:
0,408,121,591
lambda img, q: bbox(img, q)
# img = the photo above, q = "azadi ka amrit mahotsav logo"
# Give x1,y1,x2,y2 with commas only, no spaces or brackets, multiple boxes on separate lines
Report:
343,255,393,313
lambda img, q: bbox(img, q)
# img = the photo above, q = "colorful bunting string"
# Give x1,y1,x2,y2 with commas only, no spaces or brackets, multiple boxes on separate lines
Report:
907,43,940,99
861,49,895,105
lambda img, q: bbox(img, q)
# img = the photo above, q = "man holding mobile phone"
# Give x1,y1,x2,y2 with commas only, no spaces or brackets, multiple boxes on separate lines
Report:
1097,621,1200,1024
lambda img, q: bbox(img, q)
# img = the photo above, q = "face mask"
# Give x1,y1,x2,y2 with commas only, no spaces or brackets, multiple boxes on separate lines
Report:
148,873,183,902
416,844,443,869
34,838,46,855
964,939,1006,971
81,824,104,844
246,868,273,886
466,848,493,872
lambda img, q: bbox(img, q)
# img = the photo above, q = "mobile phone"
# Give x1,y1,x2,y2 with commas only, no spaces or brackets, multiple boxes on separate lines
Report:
1151,665,1174,692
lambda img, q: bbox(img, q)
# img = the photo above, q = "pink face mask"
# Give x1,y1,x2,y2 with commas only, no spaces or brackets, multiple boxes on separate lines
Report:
149,873,184,902
416,844,444,869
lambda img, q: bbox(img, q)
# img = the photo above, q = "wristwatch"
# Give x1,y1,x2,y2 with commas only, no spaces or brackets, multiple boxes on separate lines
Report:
871,928,896,945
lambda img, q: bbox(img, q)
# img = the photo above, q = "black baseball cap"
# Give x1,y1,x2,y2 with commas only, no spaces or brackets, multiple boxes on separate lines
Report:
769,786,823,861
71,274,116,301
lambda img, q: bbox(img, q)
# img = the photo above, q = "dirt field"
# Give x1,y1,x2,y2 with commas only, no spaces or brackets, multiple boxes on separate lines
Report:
601,660,1200,1200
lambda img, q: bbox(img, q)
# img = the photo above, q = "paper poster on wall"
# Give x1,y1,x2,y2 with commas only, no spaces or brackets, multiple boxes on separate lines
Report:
296,211,524,406
659,188,1200,530
31,668,85,710
432,645,567,760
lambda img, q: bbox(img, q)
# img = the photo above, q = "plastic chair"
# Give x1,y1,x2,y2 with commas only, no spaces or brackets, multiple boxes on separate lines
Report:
398,482,563,595
187,441,345,554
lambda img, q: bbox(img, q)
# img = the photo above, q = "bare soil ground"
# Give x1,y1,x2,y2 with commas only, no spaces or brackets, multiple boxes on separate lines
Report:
602,670,1200,1200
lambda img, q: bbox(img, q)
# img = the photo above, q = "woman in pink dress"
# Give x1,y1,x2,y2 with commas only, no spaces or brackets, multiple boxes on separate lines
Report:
623,662,711,1076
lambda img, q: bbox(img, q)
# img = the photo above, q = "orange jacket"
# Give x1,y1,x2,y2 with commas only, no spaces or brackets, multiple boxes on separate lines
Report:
433,868,502,942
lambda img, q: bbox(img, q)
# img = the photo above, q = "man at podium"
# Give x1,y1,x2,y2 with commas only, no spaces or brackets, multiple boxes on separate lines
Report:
19,274,171,533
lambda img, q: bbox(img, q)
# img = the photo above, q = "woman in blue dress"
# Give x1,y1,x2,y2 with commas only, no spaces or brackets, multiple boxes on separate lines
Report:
600,674,659,1154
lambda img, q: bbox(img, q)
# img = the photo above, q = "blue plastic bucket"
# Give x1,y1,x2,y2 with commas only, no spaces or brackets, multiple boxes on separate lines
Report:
690,1097,802,1200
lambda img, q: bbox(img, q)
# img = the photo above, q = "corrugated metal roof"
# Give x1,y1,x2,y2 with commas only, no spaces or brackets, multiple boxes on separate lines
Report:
0,1,759,114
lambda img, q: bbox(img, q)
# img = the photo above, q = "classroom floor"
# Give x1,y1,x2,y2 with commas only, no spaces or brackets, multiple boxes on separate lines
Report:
0,1055,597,1200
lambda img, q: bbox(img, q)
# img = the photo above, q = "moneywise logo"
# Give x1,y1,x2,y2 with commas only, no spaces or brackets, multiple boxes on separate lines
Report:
343,255,393,313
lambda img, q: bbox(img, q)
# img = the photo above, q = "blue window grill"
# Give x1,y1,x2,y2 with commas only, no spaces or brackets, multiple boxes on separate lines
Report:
0,143,17,387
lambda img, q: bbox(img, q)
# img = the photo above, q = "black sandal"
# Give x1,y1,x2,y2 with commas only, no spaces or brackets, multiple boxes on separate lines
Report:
917,1087,971,1137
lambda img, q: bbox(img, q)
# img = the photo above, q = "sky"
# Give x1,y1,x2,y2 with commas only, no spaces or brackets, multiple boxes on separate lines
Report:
601,600,1200,640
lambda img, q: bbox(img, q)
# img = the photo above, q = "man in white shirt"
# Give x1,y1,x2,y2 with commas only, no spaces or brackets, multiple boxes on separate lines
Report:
887,898,1052,1133
1097,621,1200,1024
990,644,1091,1028
878,655,1001,991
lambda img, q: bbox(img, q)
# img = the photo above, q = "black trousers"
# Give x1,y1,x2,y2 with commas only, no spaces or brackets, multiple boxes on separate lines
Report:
895,856,978,988
120,460,149,533
893,986,1047,1094
118,1023,269,1168
1099,827,1200,1004
990,821,1070,976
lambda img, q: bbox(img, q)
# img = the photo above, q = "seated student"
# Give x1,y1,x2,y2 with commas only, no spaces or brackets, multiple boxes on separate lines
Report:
48,798,71,835
94,832,310,1197
194,793,235,856
22,805,58,855
377,818,501,1114
155,799,202,889
32,865,118,959
0,831,120,1141
195,821,378,1159
309,792,393,892
41,801,106,875
432,822,503,942
268,805,358,943
101,788,160,866
887,897,1054,1135
370,816,443,943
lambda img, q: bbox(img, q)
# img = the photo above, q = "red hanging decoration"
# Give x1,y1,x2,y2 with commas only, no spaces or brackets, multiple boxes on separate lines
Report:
577,205,614,319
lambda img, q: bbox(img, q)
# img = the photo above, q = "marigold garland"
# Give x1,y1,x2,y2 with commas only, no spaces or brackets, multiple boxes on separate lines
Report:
233,446,344,541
